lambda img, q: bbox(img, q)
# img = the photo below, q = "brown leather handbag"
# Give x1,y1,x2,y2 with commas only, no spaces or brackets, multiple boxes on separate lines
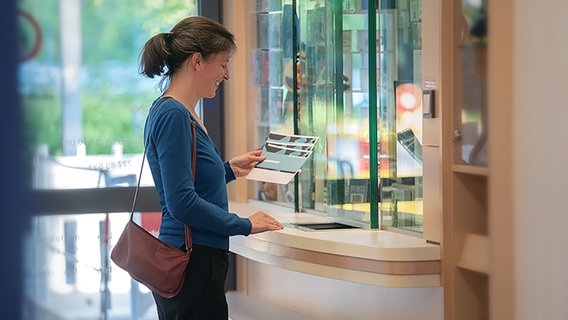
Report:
111,97,196,298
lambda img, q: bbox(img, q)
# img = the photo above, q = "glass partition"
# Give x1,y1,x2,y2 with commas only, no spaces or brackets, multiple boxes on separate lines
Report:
252,0,298,207
24,212,163,319
19,1,198,318
19,0,196,190
454,0,487,166
251,0,423,232
378,0,424,232
297,0,373,223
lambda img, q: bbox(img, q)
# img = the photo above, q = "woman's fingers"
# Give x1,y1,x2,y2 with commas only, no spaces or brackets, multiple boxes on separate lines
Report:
248,211,284,234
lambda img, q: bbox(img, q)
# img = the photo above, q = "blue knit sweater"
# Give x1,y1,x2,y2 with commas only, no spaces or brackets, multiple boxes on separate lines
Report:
144,97,252,250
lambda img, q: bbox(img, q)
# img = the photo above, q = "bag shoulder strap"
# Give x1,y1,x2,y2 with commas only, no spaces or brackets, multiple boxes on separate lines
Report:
131,96,193,251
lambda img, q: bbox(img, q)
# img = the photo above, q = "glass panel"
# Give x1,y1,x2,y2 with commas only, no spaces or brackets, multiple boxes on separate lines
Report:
19,1,198,319
296,0,377,223
252,0,297,207
455,0,487,166
24,212,161,319
252,0,376,225
19,0,197,190
250,0,423,232
298,0,343,215
379,0,424,233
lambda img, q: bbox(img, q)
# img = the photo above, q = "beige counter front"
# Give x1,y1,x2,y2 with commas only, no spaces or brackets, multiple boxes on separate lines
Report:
229,201,441,288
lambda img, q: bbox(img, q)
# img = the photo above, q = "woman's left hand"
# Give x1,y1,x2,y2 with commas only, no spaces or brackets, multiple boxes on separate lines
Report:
229,150,266,178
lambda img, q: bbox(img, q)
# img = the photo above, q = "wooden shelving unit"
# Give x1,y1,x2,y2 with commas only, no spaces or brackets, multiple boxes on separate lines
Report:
457,233,489,274
445,171,489,319
441,0,490,319
452,164,488,177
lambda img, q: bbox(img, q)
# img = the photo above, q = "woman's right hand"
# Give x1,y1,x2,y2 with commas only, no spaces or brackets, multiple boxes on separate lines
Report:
248,211,284,234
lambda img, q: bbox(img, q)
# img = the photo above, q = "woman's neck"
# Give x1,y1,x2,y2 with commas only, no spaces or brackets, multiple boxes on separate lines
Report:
163,91,198,114
162,71,208,132
162,88,207,133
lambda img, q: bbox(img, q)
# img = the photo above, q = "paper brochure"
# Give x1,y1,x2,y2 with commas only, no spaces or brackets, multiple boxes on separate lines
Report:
246,132,319,184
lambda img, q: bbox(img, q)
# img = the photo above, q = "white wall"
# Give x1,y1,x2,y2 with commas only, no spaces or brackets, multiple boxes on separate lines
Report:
513,1,568,319
492,0,568,319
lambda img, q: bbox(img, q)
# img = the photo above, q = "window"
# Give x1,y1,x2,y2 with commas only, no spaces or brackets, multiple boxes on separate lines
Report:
19,1,198,318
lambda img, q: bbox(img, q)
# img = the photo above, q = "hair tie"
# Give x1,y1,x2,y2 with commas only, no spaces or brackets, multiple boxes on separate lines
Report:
164,32,175,43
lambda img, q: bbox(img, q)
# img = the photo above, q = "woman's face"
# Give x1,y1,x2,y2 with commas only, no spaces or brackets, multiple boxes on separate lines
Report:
200,51,232,98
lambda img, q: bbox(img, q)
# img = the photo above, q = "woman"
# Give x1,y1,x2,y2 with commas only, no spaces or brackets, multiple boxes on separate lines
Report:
139,16,284,319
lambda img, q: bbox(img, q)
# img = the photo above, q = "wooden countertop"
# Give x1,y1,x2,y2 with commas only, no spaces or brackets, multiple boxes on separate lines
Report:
229,201,441,288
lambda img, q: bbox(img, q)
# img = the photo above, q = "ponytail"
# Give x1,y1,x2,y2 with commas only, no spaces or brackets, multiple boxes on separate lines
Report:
139,33,171,78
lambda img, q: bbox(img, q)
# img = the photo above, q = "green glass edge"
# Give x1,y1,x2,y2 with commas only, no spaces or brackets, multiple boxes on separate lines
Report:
368,0,380,229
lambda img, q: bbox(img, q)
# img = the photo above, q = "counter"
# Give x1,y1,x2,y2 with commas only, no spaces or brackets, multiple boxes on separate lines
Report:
229,201,441,288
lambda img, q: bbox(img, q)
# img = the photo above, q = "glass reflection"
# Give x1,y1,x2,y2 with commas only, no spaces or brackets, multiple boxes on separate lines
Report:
20,1,198,319
253,0,297,207
252,0,425,232
378,0,424,232
19,0,197,190
24,213,160,319
457,0,488,166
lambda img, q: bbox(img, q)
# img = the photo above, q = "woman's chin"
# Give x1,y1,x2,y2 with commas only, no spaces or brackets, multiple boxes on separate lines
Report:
207,89,219,98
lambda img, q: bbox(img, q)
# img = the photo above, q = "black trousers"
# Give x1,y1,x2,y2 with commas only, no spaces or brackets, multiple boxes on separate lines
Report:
152,244,229,320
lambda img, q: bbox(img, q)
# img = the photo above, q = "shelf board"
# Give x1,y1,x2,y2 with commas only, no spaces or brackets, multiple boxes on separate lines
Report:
452,164,489,176
457,233,489,274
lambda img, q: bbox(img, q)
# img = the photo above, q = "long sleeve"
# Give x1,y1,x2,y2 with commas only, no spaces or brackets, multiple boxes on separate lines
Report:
145,99,251,250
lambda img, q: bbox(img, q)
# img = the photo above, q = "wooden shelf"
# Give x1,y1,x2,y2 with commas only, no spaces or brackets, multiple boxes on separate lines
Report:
457,233,489,274
452,164,489,176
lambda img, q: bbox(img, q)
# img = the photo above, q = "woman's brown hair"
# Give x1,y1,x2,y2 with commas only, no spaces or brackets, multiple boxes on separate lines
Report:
139,16,236,89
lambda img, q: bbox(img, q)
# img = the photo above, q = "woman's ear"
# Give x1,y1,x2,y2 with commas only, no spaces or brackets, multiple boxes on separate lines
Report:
190,53,203,71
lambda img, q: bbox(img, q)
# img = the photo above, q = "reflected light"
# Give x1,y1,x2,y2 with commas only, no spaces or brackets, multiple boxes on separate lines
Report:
396,83,422,112
399,92,417,110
